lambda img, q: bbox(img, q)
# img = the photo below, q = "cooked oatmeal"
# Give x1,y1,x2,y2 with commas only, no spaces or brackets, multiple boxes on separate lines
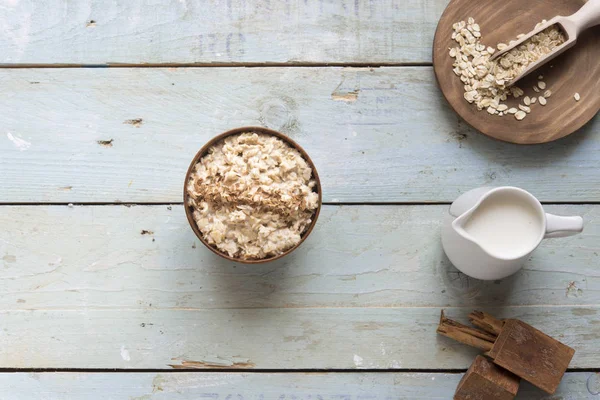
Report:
186,132,319,260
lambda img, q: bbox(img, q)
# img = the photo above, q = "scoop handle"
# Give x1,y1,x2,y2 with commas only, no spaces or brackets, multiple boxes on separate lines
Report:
569,0,600,33
544,213,584,239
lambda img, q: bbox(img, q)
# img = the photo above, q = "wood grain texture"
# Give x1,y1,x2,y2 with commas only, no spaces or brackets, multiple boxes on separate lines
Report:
0,205,598,310
0,372,597,399
455,356,519,400
433,0,600,144
0,306,598,369
488,319,575,394
1,68,599,203
0,0,447,65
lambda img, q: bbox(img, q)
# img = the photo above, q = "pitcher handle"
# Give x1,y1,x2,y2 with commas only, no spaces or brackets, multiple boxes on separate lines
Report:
545,213,584,238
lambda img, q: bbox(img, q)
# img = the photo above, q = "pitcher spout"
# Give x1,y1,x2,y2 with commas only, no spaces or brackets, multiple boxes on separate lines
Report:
451,208,480,246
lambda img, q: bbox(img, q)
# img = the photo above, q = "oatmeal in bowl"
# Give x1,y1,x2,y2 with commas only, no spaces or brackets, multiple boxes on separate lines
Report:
184,127,321,263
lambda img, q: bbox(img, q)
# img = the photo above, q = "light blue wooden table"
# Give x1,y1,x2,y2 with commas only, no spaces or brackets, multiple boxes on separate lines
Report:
0,1,598,398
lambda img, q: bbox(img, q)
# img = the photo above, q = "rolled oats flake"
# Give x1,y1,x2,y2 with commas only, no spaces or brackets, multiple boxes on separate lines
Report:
511,87,524,98
519,104,532,113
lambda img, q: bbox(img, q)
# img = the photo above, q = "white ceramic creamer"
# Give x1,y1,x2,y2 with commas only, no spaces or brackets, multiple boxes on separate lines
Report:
441,187,584,280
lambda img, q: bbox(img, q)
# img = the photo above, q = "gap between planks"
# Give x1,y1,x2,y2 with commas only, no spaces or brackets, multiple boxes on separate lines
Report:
5,305,600,312
0,62,433,69
2,202,600,206
0,368,467,374
0,202,453,206
0,368,597,374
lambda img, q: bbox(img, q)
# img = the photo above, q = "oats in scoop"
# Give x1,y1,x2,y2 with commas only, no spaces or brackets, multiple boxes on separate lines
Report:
449,18,563,121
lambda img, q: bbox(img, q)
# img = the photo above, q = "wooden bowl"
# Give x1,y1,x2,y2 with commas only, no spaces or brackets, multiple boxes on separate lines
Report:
433,0,600,144
183,126,322,264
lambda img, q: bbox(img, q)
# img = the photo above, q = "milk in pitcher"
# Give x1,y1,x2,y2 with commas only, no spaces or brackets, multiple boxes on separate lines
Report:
462,191,543,258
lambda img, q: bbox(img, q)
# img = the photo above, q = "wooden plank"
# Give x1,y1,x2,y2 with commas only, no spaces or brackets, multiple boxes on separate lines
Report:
0,0,447,65
0,306,597,369
0,206,598,369
1,68,599,203
0,372,596,399
0,205,598,310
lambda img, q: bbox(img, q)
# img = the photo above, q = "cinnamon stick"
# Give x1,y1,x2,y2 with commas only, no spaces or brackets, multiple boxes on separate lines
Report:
439,311,497,341
469,310,504,336
437,311,495,352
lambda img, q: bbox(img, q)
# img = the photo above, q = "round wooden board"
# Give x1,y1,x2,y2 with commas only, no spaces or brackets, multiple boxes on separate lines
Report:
433,0,600,144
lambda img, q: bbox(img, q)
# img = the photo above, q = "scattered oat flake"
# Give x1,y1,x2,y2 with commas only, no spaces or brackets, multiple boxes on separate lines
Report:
538,75,544,80
544,90,552,98
515,111,527,120
519,104,531,113
539,96,547,105
512,87,524,98
530,97,537,104
507,108,518,114
533,86,540,93
574,93,581,101
538,81,546,90
524,96,531,106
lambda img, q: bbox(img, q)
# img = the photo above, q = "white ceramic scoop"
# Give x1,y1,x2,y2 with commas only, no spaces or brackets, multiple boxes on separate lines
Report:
490,0,600,86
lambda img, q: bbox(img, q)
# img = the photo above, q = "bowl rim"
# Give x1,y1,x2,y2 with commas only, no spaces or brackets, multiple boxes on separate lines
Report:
183,126,322,264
